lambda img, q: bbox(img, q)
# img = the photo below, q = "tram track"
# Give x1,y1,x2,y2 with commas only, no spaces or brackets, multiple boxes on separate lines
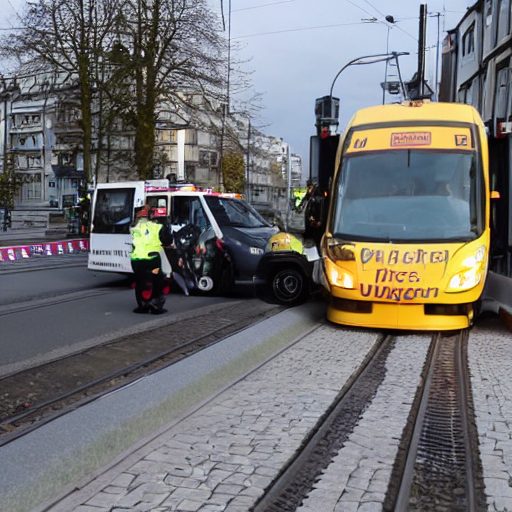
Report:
251,329,487,512
252,333,395,512
0,286,124,316
389,330,487,512
0,299,283,447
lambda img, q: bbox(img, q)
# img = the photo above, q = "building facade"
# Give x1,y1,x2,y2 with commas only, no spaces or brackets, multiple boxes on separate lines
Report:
0,68,301,222
440,0,512,274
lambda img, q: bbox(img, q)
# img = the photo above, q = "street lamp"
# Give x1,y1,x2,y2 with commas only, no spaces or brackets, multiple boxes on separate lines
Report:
329,52,409,100
309,52,409,237
383,15,396,104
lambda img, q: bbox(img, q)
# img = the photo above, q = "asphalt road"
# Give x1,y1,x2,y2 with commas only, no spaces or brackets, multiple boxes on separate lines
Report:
0,255,248,375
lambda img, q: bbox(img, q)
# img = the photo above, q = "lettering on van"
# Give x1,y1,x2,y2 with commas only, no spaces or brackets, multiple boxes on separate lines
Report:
91,249,130,257
89,261,126,269
361,248,449,266
391,132,431,147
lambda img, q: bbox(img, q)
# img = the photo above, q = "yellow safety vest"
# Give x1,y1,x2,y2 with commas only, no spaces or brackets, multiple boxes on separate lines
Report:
131,219,162,260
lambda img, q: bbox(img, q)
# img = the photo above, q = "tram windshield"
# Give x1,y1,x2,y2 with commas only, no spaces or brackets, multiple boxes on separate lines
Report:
332,149,483,242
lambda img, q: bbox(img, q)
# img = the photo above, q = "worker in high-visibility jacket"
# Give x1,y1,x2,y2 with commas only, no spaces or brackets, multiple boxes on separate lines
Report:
130,206,171,314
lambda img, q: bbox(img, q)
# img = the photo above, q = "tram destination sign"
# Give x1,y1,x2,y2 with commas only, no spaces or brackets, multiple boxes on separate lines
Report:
391,132,431,147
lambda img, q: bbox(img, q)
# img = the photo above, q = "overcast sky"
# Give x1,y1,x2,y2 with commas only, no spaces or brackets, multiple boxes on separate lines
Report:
1,0,476,179
209,0,476,177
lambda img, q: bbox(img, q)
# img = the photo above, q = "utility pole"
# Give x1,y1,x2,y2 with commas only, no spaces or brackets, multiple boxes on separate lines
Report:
246,117,251,203
406,5,433,100
418,4,427,98
219,0,232,191
434,11,441,101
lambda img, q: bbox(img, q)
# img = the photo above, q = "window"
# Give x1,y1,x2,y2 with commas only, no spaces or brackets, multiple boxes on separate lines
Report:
496,66,509,118
486,0,494,26
332,149,483,242
146,195,168,221
497,0,510,41
92,188,135,234
467,79,480,108
170,196,210,231
184,129,197,145
204,196,269,228
462,24,475,58
22,173,42,201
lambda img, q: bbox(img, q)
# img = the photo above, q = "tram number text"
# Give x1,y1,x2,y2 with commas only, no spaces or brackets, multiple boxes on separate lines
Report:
353,138,367,149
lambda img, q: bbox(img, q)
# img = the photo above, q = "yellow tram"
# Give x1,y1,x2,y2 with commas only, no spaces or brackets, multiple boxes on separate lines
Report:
321,101,493,330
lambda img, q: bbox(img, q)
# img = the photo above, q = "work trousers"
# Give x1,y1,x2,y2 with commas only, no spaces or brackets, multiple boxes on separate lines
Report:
131,255,165,312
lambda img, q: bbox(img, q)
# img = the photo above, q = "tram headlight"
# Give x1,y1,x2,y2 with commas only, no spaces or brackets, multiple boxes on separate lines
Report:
329,267,355,289
323,238,356,289
447,245,487,292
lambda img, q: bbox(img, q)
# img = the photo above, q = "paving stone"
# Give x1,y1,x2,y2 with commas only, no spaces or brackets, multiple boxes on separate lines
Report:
85,491,120,509
110,473,136,488
296,335,430,512
177,498,206,511
47,326,382,512
75,506,108,512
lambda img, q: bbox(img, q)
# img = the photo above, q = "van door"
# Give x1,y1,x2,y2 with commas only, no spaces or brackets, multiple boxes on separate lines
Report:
88,181,145,273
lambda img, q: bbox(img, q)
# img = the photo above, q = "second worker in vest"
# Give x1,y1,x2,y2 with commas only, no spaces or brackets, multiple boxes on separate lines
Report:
130,206,172,314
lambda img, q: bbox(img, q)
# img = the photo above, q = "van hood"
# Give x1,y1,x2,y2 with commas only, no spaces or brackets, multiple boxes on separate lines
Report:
221,225,279,248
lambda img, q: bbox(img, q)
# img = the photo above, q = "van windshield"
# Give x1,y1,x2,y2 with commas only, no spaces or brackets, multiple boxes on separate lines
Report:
204,196,270,228
332,149,483,242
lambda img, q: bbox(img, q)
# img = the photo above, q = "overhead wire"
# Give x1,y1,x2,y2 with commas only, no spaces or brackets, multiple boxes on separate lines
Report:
233,21,379,40
233,0,295,13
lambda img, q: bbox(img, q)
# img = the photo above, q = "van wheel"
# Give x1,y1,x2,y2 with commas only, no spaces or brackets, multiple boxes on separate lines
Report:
271,267,309,306
197,276,214,292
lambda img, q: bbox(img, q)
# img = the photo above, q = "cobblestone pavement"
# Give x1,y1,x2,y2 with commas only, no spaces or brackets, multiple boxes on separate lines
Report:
37,316,512,512
296,334,431,512
49,325,379,512
469,316,512,512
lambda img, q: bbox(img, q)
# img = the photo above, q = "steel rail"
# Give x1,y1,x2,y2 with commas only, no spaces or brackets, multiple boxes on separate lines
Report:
394,332,441,512
252,334,394,512
394,330,480,512
457,329,478,512
0,287,123,317
0,319,238,447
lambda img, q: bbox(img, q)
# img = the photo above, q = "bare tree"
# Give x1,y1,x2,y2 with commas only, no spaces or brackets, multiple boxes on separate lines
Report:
104,0,228,180
0,0,124,186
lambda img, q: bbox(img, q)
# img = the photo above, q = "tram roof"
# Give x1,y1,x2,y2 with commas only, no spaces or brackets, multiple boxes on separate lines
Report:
349,101,483,128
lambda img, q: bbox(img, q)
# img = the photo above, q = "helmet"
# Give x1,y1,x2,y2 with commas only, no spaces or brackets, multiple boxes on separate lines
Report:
136,206,153,218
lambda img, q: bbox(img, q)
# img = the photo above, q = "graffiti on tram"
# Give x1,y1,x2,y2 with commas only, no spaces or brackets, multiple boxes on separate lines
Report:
359,247,450,302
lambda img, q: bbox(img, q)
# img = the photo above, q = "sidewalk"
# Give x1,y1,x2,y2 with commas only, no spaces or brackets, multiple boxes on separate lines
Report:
1,302,328,512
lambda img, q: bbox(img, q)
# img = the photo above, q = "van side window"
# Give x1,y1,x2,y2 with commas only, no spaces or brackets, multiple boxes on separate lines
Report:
171,197,191,227
171,197,210,231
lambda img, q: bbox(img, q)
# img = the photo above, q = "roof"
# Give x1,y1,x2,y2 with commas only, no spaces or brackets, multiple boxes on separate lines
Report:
348,101,484,128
